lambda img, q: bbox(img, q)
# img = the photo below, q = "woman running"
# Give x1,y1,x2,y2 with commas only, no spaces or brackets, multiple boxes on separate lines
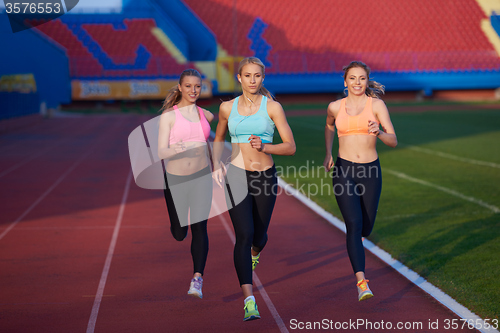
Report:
323,61,397,301
212,57,295,321
158,69,214,299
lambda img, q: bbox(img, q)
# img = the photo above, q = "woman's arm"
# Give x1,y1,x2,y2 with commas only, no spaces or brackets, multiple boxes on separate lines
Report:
158,111,186,160
323,101,338,171
251,101,295,156
212,101,231,187
371,99,398,148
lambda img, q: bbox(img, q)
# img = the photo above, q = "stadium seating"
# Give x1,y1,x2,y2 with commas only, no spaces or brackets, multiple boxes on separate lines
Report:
182,0,500,73
35,16,193,79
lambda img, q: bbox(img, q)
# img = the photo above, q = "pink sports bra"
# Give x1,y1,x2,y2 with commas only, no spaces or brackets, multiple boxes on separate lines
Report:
169,105,210,145
336,97,379,137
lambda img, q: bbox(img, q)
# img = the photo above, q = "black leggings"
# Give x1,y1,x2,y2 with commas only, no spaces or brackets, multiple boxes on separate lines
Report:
332,157,382,274
163,166,212,276
225,164,277,286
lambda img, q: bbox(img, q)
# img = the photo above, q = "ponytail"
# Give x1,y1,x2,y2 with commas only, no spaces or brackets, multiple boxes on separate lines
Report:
160,86,182,112
259,86,274,100
366,80,385,98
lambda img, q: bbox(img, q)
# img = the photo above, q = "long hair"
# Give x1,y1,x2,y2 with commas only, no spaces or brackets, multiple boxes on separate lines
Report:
238,57,275,100
342,61,385,98
160,69,202,112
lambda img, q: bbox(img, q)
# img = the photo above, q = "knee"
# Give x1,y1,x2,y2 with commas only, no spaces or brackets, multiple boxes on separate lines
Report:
361,217,376,237
252,234,268,251
235,230,254,247
345,218,364,236
190,222,208,238
170,227,187,241
361,225,374,238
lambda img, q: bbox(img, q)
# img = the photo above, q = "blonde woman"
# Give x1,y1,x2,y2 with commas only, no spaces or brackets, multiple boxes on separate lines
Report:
158,69,214,299
213,57,295,321
324,61,397,301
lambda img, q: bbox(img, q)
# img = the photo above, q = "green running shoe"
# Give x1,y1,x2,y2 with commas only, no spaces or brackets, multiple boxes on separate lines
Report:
243,299,261,321
252,253,260,271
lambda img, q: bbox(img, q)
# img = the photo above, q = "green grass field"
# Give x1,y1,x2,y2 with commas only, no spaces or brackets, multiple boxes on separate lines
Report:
272,105,500,320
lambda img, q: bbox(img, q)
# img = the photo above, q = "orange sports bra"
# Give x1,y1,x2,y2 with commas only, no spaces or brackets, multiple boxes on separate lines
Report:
336,97,379,137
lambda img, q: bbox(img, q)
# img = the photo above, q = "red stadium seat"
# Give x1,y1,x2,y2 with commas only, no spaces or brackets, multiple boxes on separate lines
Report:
182,0,500,73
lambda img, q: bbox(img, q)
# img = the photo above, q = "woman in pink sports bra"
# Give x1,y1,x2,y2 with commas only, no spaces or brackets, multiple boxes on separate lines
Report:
323,61,397,302
157,69,214,299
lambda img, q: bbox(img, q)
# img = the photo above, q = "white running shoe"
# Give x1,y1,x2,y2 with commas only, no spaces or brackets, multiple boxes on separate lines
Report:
187,276,203,299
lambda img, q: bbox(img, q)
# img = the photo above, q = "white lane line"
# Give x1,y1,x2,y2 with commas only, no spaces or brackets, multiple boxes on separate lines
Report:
213,200,289,333
385,168,500,213
406,145,500,169
277,177,499,333
0,150,92,241
86,171,132,333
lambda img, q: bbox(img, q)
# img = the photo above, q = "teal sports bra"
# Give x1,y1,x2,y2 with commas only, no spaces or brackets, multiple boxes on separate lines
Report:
227,96,275,143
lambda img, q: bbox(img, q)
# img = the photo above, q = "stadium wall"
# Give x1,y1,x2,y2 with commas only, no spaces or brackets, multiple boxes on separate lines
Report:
263,71,500,96
0,14,70,120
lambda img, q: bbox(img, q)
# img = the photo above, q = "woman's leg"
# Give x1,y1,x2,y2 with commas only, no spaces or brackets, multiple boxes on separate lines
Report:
358,159,382,239
249,166,277,253
333,159,365,274
187,171,213,276
163,173,188,241
228,193,255,287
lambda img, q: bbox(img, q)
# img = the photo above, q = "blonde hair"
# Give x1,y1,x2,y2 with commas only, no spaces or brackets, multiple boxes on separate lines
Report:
160,69,202,112
342,61,385,98
238,57,275,100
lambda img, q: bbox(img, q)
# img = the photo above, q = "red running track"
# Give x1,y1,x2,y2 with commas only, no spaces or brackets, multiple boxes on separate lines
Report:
0,115,477,333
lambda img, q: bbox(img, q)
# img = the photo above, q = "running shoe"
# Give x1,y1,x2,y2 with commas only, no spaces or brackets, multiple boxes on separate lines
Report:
243,299,261,321
252,253,260,271
187,276,203,299
357,279,373,301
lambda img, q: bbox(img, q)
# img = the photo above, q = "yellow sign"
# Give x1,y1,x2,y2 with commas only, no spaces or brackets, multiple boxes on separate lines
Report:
0,74,37,93
72,79,212,100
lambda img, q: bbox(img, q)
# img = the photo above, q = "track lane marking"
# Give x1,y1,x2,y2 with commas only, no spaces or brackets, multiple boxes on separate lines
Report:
86,171,132,333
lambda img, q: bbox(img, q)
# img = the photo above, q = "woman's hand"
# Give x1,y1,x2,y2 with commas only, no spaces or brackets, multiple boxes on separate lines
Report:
249,135,265,152
173,140,187,154
368,120,380,136
323,154,334,172
212,162,227,188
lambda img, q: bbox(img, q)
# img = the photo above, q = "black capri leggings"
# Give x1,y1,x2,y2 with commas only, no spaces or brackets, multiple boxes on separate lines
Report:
163,166,212,276
332,157,382,274
225,164,277,286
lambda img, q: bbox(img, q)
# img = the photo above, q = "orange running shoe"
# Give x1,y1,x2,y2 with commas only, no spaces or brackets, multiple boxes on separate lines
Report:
357,279,373,301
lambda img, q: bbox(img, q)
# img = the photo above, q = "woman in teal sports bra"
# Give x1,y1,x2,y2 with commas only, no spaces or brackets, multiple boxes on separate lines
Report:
213,57,296,321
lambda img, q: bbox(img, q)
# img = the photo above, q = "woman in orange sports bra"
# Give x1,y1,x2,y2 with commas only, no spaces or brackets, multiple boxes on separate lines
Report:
323,61,397,302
